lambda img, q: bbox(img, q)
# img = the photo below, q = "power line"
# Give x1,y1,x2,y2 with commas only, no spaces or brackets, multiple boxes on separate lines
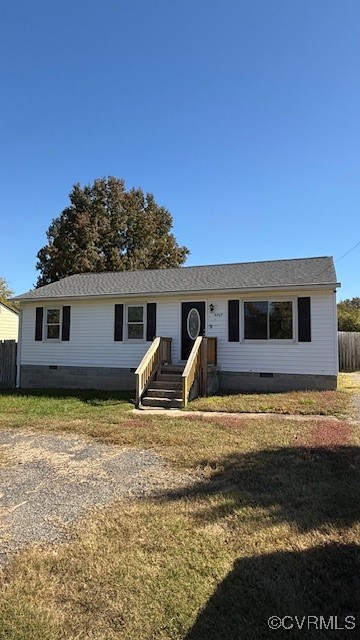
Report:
335,239,360,264
315,239,360,280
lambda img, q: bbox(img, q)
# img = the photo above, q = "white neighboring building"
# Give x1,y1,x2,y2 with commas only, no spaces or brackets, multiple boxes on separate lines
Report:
0,301,19,341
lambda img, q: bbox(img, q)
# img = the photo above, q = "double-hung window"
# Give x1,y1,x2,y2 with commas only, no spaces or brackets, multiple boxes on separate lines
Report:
127,306,144,340
244,300,293,340
46,308,61,339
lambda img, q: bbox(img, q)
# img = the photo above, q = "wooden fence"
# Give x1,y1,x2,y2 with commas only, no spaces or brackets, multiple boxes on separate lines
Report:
338,331,360,372
0,340,17,389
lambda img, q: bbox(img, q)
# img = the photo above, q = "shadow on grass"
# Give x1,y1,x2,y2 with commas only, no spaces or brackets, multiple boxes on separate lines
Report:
185,543,360,640
0,388,135,407
171,446,360,638
164,445,360,532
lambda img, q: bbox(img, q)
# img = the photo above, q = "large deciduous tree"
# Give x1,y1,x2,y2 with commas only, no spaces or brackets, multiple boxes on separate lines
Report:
0,277,18,310
0,277,13,303
36,177,189,287
338,297,360,332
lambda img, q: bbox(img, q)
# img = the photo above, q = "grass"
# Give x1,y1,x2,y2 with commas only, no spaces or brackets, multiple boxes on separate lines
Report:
0,381,358,638
0,372,356,428
338,371,360,391
0,388,133,422
0,414,358,639
188,372,359,416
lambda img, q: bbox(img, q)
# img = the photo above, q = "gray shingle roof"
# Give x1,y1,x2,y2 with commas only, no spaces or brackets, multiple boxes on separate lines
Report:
14,256,338,301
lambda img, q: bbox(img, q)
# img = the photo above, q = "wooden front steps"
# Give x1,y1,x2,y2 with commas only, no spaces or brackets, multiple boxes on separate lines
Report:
141,364,184,409
135,336,217,409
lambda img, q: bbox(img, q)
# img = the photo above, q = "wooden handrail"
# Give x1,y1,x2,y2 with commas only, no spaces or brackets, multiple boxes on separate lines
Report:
182,336,203,408
136,334,215,408
135,337,172,406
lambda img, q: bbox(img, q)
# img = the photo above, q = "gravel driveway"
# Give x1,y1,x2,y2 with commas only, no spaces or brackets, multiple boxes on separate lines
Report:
0,431,190,564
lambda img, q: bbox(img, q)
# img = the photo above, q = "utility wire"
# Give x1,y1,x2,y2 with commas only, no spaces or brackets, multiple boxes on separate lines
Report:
335,239,360,264
315,239,360,280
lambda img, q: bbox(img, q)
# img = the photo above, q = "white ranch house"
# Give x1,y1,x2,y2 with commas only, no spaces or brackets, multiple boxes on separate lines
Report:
14,256,340,408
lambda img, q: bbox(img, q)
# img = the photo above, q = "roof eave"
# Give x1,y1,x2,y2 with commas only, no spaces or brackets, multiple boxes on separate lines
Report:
0,301,19,314
13,281,341,303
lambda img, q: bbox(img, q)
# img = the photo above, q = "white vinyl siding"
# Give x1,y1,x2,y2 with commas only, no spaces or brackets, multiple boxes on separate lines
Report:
19,289,338,375
206,291,338,375
0,304,19,341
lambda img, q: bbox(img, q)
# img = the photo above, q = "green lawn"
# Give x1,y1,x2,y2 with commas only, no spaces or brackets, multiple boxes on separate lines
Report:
0,387,133,416
0,385,359,639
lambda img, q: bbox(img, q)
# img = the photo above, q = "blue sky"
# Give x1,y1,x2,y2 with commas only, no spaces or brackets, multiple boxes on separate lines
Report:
1,0,359,299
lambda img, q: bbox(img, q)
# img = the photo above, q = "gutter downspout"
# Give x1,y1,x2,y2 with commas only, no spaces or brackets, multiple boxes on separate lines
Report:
16,308,22,388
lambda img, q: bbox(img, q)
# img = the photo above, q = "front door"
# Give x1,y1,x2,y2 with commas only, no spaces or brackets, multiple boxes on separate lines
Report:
181,302,206,360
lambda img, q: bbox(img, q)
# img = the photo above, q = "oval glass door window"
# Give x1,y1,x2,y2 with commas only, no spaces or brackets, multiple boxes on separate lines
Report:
187,308,201,340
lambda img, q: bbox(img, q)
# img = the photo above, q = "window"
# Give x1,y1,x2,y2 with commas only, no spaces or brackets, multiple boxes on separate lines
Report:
46,308,61,339
244,301,293,340
127,306,144,339
187,308,201,340
269,301,293,339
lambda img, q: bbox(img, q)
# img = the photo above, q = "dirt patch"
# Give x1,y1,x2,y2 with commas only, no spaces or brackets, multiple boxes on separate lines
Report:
301,420,352,447
0,430,193,564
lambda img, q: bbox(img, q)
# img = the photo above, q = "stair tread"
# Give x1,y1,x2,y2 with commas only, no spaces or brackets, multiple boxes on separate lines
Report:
140,362,185,408
141,396,183,409
143,396,182,401
148,388,182,394
157,374,182,377
162,365,184,369
152,380,182,385
147,390,182,399
151,383,182,390
162,364,184,369
155,385,181,390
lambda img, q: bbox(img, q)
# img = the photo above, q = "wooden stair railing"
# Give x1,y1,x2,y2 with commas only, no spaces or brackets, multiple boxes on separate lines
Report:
182,336,218,408
135,337,172,406
182,336,203,408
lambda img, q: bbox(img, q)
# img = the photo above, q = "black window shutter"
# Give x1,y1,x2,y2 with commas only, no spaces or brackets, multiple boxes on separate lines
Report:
62,306,71,341
146,303,157,341
35,307,43,341
228,300,240,342
298,297,311,342
114,304,124,341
